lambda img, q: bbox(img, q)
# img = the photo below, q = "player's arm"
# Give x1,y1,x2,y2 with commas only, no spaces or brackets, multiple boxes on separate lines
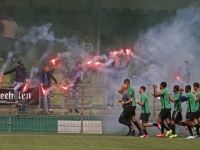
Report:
168,94,176,103
152,84,161,97
136,100,144,106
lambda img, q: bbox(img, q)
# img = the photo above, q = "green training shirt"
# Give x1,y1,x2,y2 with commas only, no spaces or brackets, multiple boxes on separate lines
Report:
140,93,150,113
160,88,171,109
173,92,182,112
185,92,197,112
196,90,200,111
127,86,136,106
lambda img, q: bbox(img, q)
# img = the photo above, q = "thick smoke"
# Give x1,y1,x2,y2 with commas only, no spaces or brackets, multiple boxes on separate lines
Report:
134,5,200,86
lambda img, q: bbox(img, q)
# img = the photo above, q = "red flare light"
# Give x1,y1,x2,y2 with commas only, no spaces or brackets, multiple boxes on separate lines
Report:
114,51,117,55
126,49,131,55
176,76,180,80
0,75,2,83
87,61,91,65
22,83,28,92
95,62,100,65
41,86,46,94
50,59,56,65
61,86,68,90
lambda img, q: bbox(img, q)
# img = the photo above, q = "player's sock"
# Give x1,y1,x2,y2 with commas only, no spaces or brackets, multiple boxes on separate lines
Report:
161,121,170,131
161,126,164,134
153,123,158,126
167,123,171,130
195,124,200,135
181,122,187,126
143,129,148,135
133,121,142,132
188,126,194,136
171,124,176,135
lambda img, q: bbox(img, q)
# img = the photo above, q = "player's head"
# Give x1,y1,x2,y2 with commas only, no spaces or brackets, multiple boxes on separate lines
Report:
119,84,128,93
124,78,130,86
160,82,167,90
139,86,146,93
183,61,189,68
44,66,50,72
193,82,199,91
173,85,179,92
85,35,89,42
17,60,24,67
185,85,191,93
76,61,82,68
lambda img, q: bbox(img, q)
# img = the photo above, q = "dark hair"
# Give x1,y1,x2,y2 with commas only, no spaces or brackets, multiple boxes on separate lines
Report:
76,61,81,66
124,79,130,84
140,86,146,92
185,85,191,91
184,61,189,65
193,82,200,88
173,85,179,91
161,82,167,88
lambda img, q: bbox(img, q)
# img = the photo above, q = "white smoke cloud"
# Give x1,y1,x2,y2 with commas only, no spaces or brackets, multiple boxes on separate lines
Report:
134,5,200,85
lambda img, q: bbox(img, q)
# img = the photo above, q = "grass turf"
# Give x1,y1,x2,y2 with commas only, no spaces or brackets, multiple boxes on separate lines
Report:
0,133,199,150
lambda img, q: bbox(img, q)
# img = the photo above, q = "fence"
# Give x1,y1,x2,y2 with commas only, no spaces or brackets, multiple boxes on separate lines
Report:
0,82,191,136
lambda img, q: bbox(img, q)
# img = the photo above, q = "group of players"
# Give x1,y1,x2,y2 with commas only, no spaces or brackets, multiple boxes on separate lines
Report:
118,78,200,139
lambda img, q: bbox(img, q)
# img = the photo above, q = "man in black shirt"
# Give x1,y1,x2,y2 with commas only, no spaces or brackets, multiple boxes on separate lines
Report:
118,84,134,135
39,66,58,113
1,60,28,106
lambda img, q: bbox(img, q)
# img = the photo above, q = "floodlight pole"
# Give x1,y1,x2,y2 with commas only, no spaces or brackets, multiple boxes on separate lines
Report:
96,0,102,93
80,86,84,133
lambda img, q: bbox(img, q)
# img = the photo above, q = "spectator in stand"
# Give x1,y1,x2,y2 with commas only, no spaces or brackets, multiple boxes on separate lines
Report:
0,13,20,61
81,35,93,83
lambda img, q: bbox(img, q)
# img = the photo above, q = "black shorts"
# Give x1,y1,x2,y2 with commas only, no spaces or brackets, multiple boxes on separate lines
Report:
186,112,196,121
172,111,182,122
158,108,171,120
195,111,200,119
140,113,150,123
130,106,136,116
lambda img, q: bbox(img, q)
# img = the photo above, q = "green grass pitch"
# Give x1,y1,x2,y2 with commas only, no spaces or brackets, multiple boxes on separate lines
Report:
0,133,199,150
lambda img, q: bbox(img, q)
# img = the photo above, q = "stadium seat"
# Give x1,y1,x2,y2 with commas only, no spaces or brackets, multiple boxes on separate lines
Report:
101,8,109,17
101,16,109,26
0,6,12,20
86,25,97,35
101,26,111,36
111,26,123,36
49,7,61,17
133,9,147,29
13,6,25,25
170,9,177,17
36,6,49,16
24,6,36,26
110,16,122,26
146,9,158,27
124,26,138,36
158,9,170,24
122,16,134,27
110,8,121,17
121,8,133,17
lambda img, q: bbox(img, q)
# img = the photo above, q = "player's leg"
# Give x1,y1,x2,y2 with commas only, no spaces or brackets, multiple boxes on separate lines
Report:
131,106,143,135
118,107,134,135
194,111,200,137
169,111,179,138
186,113,195,139
157,109,171,137
164,109,172,137
140,113,150,138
